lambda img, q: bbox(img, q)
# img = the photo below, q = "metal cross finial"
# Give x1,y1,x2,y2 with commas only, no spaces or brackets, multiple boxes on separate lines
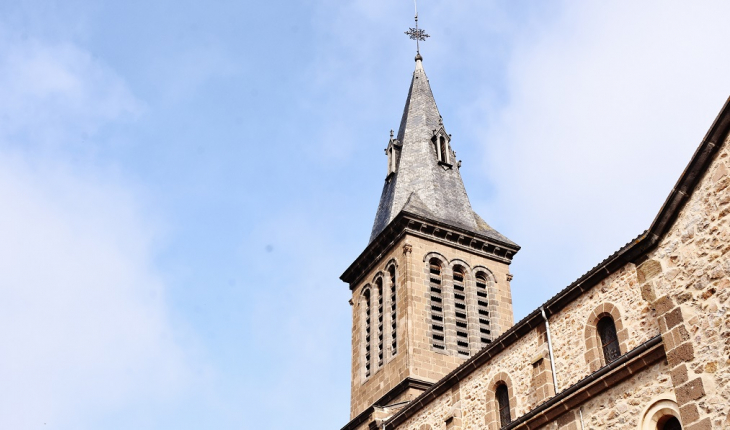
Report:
404,0,429,55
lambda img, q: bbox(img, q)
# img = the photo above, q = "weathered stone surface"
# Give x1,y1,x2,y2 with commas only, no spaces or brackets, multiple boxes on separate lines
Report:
654,295,675,315
671,364,689,386
637,259,662,283
679,402,700,424
675,378,705,403
641,282,657,302
667,342,695,367
686,417,712,430
665,307,685,329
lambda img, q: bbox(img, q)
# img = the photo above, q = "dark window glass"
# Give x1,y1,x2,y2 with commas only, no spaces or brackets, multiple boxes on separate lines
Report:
660,416,682,430
597,316,620,363
496,384,511,427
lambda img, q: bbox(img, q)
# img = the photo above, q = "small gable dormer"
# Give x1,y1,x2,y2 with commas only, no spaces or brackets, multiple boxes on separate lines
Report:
385,129,402,179
432,120,452,167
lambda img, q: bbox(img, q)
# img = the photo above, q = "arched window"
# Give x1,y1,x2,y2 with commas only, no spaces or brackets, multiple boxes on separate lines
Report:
475,272,491,346
388,265,397,357
429,258,445,350
597,316,620,363
362,288,372,378
376,278,384,368
659,417,682,430
640,399,681,430
496,383,511,428
452,265,469,356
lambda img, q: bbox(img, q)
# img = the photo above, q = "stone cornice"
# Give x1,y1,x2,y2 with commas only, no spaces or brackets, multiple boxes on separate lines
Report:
341,211,520,287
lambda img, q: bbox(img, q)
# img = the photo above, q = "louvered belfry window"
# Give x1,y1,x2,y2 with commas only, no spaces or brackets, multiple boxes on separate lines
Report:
376,278,384,368
388,266,397,357
597,316,620,364
429,259,445,350
475,272,491,346
363,288,372,378
496,383,511,428
452,266,470,356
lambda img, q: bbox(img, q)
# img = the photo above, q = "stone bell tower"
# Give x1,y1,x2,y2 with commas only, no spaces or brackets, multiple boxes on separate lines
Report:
341,54,520,421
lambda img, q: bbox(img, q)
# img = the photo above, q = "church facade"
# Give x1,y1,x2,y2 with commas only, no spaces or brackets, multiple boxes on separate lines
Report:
339,54,730,430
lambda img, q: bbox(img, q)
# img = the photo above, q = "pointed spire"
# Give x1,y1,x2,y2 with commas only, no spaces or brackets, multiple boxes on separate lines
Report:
369,58,516,248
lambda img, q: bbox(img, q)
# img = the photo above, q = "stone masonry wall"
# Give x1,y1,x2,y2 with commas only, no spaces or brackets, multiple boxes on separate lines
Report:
394,263,662,429
350,232,515,418
548,263,661,390
351,236,410,418
459,329,542,429
638,130,730,429
403,233,514,382
539,360,675,430
387,130,730,430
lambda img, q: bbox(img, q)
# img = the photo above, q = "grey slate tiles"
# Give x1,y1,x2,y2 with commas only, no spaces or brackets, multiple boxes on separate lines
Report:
369,58,516,248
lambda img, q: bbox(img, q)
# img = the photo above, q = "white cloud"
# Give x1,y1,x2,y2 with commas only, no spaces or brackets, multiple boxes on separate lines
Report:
0,32,143,148
0,34,192,429
482,1,730,311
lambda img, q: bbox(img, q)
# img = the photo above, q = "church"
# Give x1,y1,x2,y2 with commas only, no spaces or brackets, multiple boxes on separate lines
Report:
338,39,730,430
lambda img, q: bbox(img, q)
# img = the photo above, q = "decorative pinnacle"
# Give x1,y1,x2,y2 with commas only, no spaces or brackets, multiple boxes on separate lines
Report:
405,0,429,55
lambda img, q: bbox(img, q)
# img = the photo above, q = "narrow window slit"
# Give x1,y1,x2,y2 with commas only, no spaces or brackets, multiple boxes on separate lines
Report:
388,265,397,357
363,288,372,378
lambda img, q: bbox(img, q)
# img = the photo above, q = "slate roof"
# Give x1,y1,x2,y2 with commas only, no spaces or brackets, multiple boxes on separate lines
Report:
369,57,516,247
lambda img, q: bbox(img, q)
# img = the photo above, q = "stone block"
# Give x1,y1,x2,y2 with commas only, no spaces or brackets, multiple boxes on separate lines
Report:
675,377,706,403
641,283,656,302
665,307,684,330
670,364,689,386
667,342,695,366
674,325,690,344
679,402,700,424
654,295,675,315
663,331,677,351
700,287,716,300
686,417,712,430
637,259,662,283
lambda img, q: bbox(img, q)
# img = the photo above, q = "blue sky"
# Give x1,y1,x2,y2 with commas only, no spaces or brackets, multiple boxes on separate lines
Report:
1,1,730,429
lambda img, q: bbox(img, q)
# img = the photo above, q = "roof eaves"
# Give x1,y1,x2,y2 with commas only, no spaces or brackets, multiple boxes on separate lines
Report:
342,210,521,286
